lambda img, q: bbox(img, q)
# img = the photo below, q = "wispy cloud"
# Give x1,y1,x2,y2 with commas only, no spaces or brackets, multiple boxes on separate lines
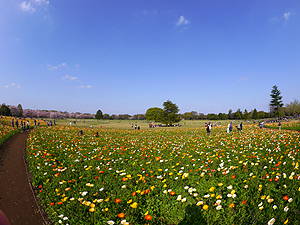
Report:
20,1,35,13
176,16,190,26
62,74,78,81
271,11,295,23
79,85,92,89
47,62,67,71
1,83,21,89
283,12,292,21
19,0,49,13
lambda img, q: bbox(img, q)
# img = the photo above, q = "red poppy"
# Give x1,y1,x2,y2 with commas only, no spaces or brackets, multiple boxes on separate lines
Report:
114,198,122,203
117,213,125,218
283,195,289,201
145,215,153,221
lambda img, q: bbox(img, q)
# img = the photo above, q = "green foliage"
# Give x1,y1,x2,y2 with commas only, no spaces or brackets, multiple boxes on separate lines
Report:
207,113,218,120
270,85,283,116
233,109,242,120
0,104,11,116
145,107,164,122
284,100,300,116
95,110,103,120
17,104,23,117
265,121,300,131
146,101,181,124
252,108,258,119
103,114,110,119
228,109,233,119
161,100,181,125
182,112,194,120
243,109,250,120
163,100,179,114
218,113,228,120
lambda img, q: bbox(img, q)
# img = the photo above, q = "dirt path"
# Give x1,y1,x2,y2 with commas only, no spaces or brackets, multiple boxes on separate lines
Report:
0,131,45,225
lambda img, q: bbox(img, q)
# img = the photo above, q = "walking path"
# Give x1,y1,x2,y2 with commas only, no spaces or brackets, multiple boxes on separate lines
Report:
0,132,45,225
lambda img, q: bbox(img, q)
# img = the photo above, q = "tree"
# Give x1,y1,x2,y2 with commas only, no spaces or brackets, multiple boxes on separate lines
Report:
103,113,110,119
207,113,218,120
270,85,283,117
285,100,300,116
95,110,103,119
0,104,11,116
243,109,250,120
17,104,23,117
132,114,146,120
228,109,233,119
218,113,228,120
9,106,19,116
145,107,163,122
252,108,258,119
118,114,131,120
233,109,242,120
182,112,194,120
161,100,181,125
182,111,199,120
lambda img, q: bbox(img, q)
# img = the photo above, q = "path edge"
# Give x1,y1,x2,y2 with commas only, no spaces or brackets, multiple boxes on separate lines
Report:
0,129,20,146
23,131,52,225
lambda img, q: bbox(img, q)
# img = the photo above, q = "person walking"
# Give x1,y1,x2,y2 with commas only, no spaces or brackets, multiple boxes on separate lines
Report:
278,121,281,130
11,119,15,128
227,123,230,133
206,123,212,135
227,122,233,133
240,122,243,131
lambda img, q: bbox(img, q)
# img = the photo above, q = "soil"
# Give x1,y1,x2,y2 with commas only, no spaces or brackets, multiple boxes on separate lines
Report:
0,131,46,225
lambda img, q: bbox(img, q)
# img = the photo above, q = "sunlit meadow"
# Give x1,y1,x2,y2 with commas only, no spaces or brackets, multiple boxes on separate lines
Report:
26,125,299,225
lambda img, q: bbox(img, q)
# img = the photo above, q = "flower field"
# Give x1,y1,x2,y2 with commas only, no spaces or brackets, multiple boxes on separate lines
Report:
26,126,300,225
0,117,17,145
266,121,300,131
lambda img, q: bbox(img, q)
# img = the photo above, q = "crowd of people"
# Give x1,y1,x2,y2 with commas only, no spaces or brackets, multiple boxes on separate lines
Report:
148,123,181,128
205,122,243,135
11,118,34,131
131,124,140,130
10,118,56,131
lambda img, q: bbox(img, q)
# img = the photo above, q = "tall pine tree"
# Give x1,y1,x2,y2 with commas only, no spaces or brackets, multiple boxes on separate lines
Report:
17,104,23,117
95,110,103,119
270,85,283,117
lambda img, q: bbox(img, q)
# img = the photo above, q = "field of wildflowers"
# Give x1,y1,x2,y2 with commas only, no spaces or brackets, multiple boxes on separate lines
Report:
0,117,18,145
26,126,299,225
266,121,300,131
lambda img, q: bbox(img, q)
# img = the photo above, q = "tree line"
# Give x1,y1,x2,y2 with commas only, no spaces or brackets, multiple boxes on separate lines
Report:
2,85,299,121
0,104,23,117
95,86,299,123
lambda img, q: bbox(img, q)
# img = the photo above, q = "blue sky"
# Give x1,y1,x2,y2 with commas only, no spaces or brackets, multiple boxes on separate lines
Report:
0,0,299,114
